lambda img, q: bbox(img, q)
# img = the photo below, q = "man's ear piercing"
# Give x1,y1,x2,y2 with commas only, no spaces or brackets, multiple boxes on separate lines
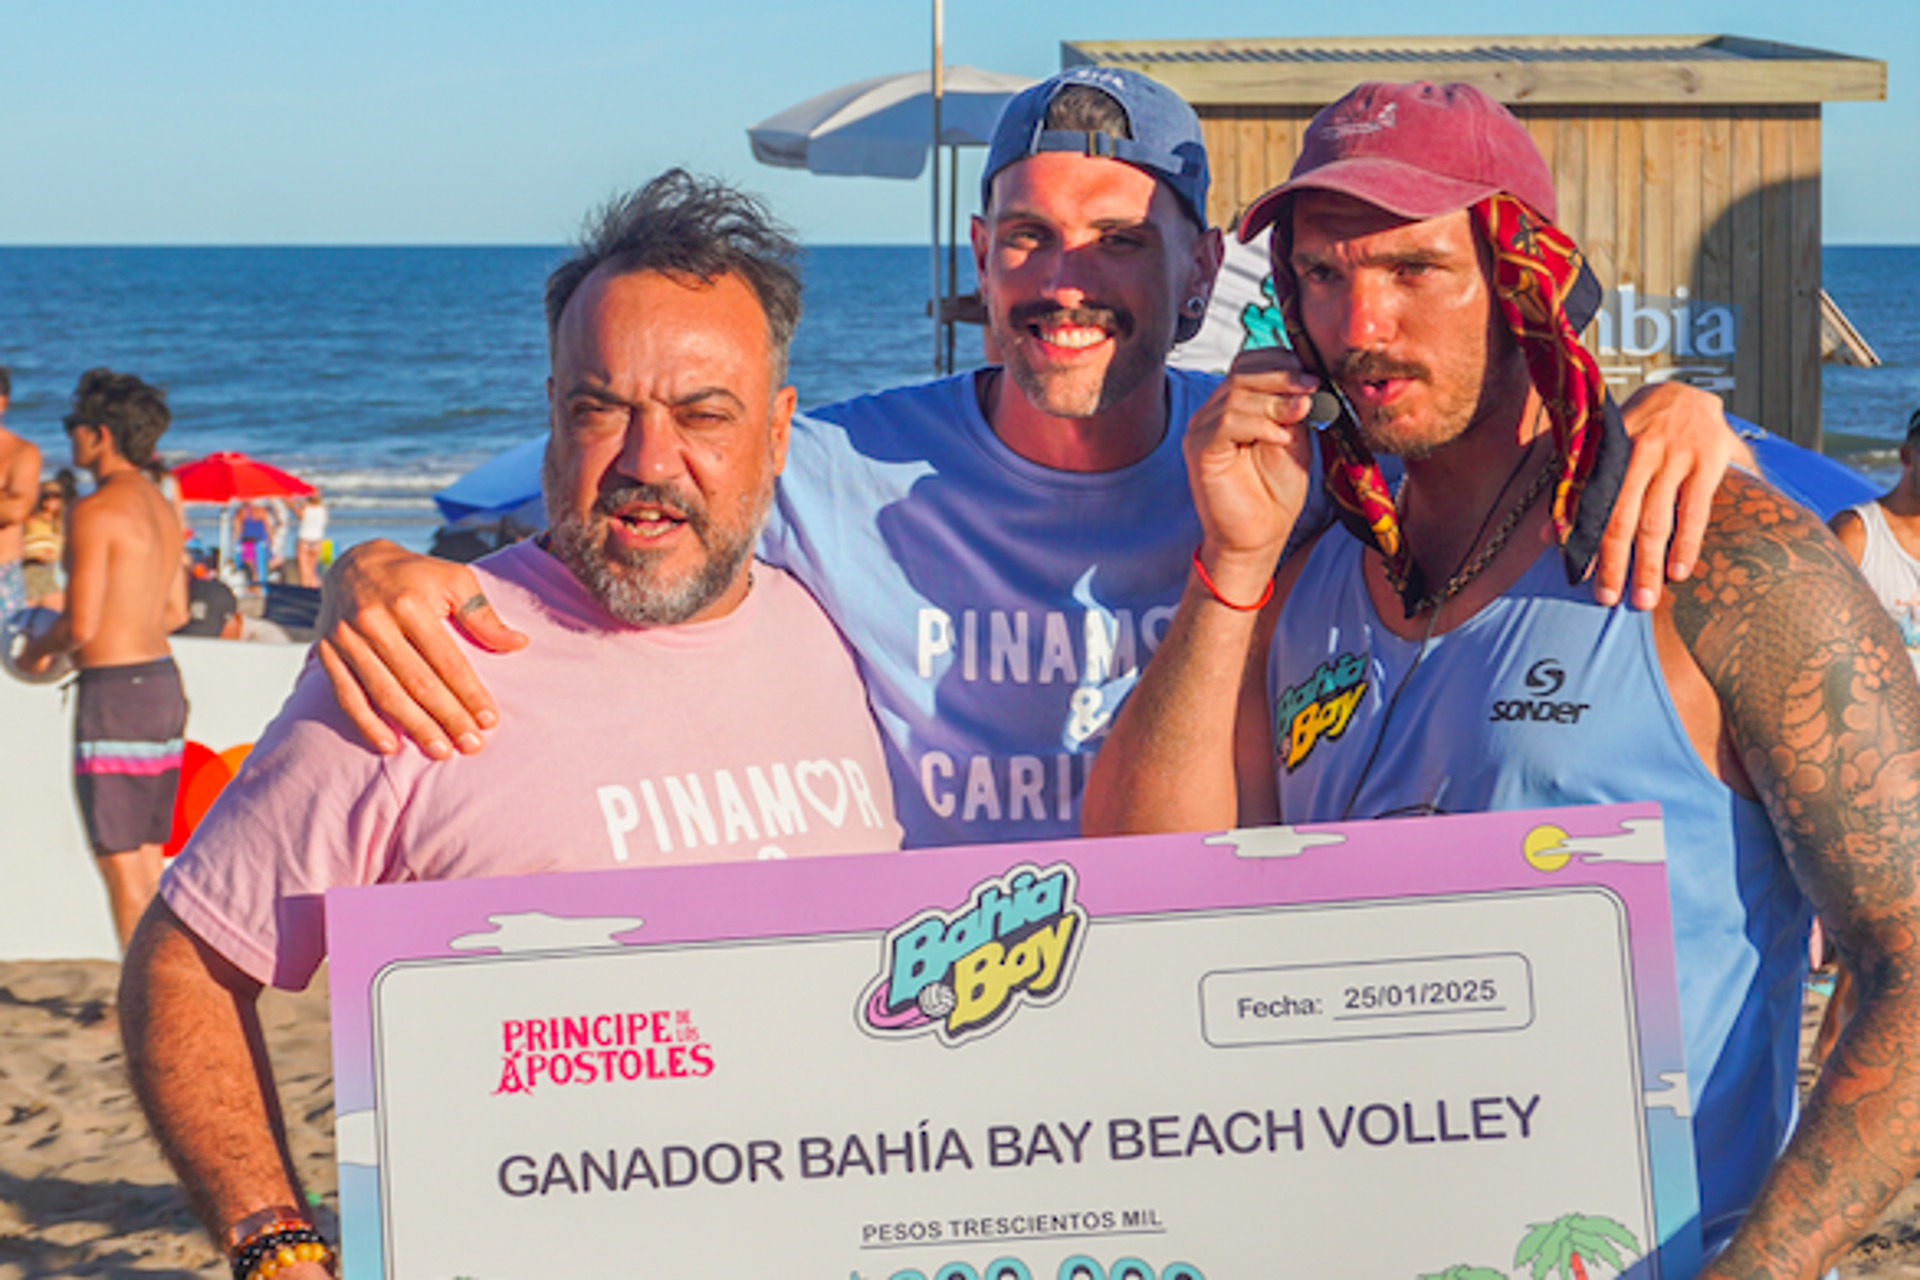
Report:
1183,296,1207,317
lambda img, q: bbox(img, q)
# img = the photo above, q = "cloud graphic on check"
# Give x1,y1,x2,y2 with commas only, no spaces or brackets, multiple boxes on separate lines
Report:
448,911,645,955
1206,827,1347,860
1555,817,1667,865
335,1109,378,1167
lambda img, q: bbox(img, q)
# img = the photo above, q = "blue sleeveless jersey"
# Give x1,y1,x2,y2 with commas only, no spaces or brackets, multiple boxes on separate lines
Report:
1271,531,1810,1256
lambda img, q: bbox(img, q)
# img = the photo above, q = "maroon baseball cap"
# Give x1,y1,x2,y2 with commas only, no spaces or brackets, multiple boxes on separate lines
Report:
1240,81,1555,242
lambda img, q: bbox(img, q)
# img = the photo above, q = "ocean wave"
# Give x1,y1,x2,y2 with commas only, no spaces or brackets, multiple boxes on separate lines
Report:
294,467,469,494
318,493,444,512
182,494,443,515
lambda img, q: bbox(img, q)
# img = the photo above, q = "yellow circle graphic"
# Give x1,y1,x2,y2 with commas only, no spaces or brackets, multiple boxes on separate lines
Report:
1523,824,1572,872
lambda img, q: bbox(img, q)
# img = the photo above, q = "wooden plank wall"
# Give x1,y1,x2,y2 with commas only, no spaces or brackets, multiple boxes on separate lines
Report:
1200,104,1824,445
1201,109,1311,229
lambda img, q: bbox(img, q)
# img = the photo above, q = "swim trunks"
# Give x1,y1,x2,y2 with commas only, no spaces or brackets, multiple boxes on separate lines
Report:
73,657,187,854
0,559,24,619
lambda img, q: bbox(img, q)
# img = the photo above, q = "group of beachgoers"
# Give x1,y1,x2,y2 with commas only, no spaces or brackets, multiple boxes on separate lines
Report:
229,494,331,592
7,67,1920,1280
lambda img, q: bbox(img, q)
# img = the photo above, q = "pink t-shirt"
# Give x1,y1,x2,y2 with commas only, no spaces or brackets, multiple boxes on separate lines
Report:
162,542,902,989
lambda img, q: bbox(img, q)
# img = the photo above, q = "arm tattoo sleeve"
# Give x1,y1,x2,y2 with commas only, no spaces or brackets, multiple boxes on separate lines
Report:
1668,473,1920,1278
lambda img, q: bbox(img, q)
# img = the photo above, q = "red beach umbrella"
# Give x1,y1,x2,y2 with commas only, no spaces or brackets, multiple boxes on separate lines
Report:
170,451,317,581
172,451,316,502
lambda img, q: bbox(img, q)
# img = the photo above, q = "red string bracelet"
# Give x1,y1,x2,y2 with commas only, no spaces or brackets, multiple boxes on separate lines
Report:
1192,546,1275,612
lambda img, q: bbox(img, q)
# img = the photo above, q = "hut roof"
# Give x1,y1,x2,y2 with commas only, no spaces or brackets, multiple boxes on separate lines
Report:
1062,35,1885,106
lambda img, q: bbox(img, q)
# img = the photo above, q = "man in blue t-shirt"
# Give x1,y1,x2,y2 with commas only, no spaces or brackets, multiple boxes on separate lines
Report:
311,71,1739,849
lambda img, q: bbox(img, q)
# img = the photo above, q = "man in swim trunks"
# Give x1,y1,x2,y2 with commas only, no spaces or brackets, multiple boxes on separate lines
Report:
18,369,188,949
0,367,44,618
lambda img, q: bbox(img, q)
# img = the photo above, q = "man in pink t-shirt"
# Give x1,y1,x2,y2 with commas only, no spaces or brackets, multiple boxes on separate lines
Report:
116,171,900,1280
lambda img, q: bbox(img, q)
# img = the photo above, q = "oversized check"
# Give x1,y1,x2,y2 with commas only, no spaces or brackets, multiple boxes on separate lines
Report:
327,802,1701,1279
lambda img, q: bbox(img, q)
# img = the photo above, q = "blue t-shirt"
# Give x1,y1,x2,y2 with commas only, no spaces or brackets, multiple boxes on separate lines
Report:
761,370,1220,848
1271,530,1809,1256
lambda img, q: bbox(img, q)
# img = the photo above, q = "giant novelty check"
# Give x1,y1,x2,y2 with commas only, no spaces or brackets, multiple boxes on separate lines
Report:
326,803,1701,1279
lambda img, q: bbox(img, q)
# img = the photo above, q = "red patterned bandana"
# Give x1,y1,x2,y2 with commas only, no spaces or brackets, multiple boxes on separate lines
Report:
1271,192,1628,616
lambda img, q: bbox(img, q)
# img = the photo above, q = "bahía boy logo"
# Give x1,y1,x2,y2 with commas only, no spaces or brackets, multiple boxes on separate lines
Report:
860,863,1087,1046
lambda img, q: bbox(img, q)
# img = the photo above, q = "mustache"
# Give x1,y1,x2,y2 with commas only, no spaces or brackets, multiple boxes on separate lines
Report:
594,480,709,534
1008,301,1134,338
1329,350,1431,384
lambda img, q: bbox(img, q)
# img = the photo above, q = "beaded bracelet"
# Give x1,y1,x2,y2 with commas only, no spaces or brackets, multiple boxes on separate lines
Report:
230,1221,336,1280
225,1207,307,1257
1191,545,1275,612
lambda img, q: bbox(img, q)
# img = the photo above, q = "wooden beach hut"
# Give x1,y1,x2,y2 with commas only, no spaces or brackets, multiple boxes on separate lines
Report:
1063,35,1886,446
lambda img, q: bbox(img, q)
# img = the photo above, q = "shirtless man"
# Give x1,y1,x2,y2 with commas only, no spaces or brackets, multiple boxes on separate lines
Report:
20,369,190,949
0,368,45,618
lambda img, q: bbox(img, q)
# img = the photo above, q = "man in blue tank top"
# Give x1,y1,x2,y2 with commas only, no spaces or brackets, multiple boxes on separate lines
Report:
310,72,1740,850
1088,80,1920,1277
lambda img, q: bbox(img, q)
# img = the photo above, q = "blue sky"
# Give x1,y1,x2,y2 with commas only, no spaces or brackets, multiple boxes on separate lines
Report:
1,0,1909,245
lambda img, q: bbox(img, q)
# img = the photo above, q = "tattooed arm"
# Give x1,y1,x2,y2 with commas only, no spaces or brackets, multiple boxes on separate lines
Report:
1667,472,1920,1279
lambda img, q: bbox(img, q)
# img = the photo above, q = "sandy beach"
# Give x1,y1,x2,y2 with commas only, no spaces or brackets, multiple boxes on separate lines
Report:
0,959,1915,1277
0,961,334,1279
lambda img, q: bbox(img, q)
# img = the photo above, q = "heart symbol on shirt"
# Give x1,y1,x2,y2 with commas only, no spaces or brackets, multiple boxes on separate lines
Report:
796,760,849,827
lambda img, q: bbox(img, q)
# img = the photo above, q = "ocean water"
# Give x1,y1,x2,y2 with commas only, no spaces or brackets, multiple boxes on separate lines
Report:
0,245,975,552
0,244,1910,551
1819,246,1920,485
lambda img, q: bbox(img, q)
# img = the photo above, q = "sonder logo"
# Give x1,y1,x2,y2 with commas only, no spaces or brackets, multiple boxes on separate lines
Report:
1490,657,1590,726
1525,658,1566,697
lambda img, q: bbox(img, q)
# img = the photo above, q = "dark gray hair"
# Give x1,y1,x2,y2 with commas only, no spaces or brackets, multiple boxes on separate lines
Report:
545,169,803,380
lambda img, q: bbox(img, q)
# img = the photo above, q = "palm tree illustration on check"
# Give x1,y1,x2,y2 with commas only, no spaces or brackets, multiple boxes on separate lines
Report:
1420,1266,1508,1280
1512,1212,1642,1280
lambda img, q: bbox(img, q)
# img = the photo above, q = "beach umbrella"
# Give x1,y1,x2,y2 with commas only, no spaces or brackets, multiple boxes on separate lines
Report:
749,59,1035,374
1735,419,1878,520
434,435,547,525
173,451,315,581
173,451,316,503
748,66,1033,179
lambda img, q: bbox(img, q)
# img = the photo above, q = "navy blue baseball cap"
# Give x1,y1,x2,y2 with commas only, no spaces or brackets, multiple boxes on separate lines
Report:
980,66,1210,228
